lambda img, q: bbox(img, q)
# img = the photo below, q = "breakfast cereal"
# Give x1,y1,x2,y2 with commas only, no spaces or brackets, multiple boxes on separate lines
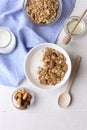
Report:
38,48,68,86
26,0,59,24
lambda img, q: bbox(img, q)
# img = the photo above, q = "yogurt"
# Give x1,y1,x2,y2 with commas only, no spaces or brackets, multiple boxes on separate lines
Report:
0,27,16,54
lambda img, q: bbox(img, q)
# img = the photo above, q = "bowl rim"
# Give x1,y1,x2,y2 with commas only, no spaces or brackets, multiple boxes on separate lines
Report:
23,0,63,26
24,43,72,90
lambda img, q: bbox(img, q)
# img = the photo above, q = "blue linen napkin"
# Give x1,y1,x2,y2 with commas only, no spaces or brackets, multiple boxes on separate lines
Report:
0,0,76,87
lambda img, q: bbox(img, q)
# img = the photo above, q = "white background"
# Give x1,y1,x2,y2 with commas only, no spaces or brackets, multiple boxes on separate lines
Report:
0,0,87,129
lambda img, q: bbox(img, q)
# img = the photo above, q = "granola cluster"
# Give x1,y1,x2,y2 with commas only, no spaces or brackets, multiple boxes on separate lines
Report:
26,0,59,24
38,48,68,86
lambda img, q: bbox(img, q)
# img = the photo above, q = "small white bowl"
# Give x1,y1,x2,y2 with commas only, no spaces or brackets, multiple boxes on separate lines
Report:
24,43,72,90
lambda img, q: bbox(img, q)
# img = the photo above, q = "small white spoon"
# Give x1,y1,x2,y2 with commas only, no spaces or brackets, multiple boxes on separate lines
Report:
58,56,81,108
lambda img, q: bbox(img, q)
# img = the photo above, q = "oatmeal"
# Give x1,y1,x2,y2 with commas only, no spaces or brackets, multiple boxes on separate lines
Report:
26,0,59,24
38,48,68,86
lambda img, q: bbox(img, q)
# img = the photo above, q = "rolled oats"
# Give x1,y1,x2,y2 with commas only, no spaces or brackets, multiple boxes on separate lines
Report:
26,0,59,24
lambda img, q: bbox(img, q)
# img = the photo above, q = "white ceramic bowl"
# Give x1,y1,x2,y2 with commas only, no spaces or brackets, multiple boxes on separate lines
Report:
24,43,72,90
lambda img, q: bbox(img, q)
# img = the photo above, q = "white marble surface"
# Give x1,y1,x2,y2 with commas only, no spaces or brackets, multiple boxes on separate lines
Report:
0,0,87,129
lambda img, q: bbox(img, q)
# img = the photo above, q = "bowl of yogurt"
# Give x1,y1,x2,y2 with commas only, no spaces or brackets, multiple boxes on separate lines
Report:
24,43,71,90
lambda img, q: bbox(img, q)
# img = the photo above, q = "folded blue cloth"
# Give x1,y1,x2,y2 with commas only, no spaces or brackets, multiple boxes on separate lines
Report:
0,0,76,87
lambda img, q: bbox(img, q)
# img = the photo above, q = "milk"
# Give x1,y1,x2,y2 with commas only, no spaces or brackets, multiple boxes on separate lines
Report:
0,27,16,54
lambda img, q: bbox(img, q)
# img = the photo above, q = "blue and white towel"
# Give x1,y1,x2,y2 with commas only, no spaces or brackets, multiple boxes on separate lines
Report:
0,0,76,87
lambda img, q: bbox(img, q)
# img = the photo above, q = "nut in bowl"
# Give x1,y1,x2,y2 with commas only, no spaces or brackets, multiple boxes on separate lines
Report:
23,0,62,25
12,88,34,110
24,43,72,90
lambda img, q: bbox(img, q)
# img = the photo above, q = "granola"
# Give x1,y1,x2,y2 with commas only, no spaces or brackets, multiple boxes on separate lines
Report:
26,0,59,24
38,48,68,86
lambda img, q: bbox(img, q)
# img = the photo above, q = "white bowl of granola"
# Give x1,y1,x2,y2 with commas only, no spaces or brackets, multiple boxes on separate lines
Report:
24,43,71,89
23,0,62,25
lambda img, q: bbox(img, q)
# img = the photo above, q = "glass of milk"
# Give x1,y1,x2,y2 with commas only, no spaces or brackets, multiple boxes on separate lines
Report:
0,27,16,54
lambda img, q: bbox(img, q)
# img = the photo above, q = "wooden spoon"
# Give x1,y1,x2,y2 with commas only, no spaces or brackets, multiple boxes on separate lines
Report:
58,56,81,108
63,9,87,45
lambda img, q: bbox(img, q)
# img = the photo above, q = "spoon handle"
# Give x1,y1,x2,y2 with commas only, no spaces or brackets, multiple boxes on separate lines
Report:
66,56,81,92
70,9,87,36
